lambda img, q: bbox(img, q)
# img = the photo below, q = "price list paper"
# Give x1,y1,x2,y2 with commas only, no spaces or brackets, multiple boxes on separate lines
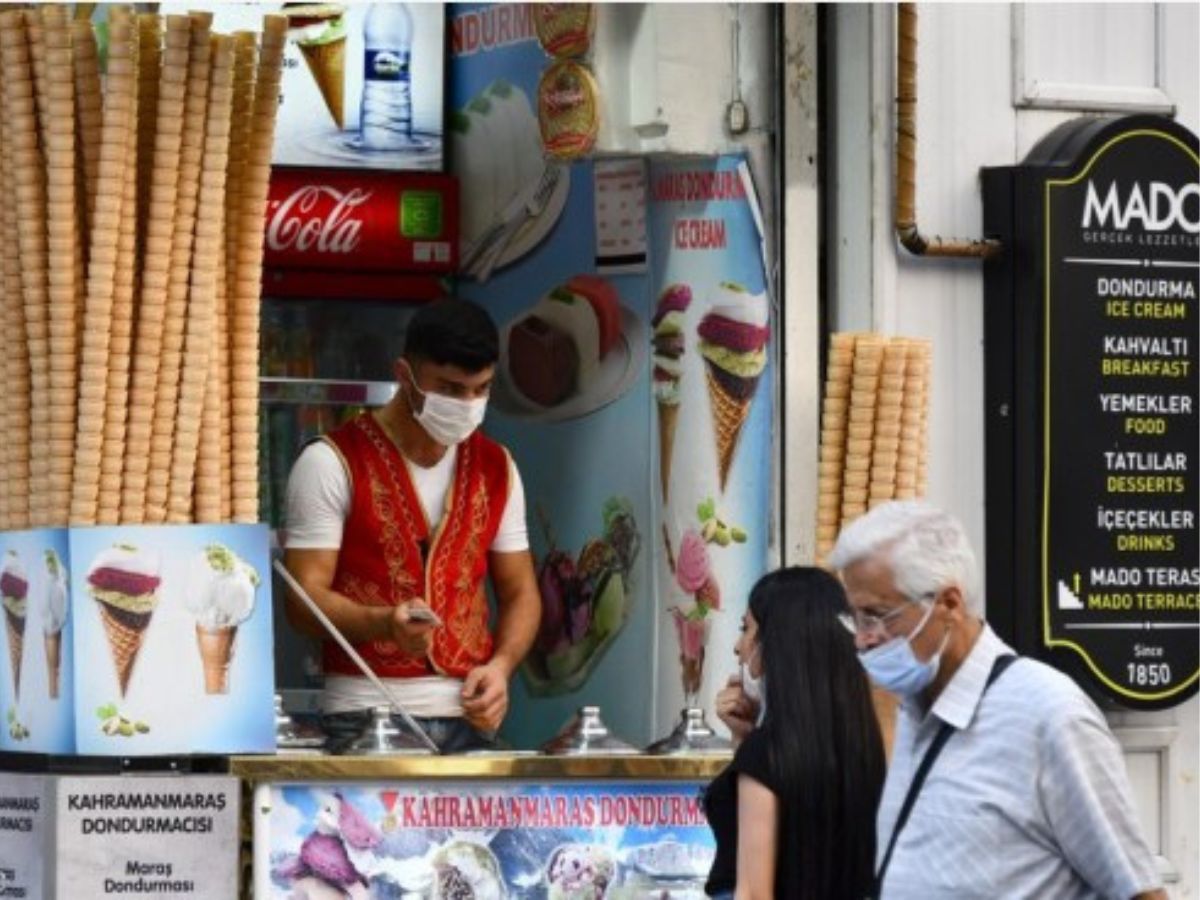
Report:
1042,126,1199,706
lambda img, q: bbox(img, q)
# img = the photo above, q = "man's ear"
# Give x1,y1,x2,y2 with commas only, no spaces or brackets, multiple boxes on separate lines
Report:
936,584,967,624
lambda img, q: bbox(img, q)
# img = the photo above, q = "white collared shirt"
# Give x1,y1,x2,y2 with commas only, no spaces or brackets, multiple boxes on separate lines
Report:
877,624,1162,900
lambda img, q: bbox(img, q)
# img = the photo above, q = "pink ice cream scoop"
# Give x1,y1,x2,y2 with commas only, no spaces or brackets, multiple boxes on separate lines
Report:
652,283,693,328
675,530,711,593
670,608,707,661
697,315,770,353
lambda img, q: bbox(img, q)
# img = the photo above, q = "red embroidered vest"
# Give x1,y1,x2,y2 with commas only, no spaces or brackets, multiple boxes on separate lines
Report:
322,413,509,678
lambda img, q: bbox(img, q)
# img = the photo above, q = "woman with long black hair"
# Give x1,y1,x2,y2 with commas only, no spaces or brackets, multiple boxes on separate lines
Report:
704,566,886,899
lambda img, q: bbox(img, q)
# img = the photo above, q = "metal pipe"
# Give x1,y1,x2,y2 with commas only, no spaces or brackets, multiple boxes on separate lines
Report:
273,559,441,754
894,3,1003,259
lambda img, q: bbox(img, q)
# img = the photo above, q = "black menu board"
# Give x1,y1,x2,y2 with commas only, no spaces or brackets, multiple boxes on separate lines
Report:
1042,125,1198,705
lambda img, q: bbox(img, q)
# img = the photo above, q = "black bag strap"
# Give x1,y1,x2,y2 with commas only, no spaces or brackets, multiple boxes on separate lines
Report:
873,653,1017,897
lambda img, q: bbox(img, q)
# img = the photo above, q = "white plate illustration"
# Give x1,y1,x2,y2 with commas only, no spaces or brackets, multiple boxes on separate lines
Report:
461,165,572,279
492,306,647,424
487,165,572,271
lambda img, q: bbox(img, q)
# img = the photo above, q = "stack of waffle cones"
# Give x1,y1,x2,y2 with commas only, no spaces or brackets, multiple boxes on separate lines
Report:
0,7,285,533
815,333,932,563
815,331,932,758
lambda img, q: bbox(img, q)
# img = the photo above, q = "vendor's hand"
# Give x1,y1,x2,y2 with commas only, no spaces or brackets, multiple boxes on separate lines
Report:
389,600,437,658
715,674,758,743
461,662,509,733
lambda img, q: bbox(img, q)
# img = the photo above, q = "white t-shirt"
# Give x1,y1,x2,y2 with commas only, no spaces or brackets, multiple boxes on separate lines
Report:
284,439,529,552
284,432,529,717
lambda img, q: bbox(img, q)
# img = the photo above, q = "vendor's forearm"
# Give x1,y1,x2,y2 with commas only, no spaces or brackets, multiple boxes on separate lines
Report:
284,582,392,645
489,592,540,676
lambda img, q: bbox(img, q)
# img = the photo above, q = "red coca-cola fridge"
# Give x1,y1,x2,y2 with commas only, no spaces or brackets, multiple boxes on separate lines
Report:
260,168,458,688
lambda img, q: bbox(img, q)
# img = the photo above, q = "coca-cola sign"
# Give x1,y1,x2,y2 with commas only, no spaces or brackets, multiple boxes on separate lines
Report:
263,169,458,274
266,185,371,256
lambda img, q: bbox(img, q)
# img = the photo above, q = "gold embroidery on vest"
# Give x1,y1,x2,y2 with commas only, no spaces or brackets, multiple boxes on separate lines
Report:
358,418,422,604
429,440,492,668
339,572,405,663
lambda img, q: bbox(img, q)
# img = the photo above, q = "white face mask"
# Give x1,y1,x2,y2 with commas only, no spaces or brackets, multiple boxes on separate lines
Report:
858,600,949,697
403,362,488,447
741,647,766,724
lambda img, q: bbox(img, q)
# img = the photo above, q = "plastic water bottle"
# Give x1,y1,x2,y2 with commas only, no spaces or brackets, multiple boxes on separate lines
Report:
360,2,414,150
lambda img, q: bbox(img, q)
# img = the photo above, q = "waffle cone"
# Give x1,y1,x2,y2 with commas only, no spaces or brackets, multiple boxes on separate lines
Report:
657,400,679,503
227,19,284,523
704,363,755,491
5,612,24,699
44,630,60,699
99,603,152,696
299,38,346,128
195,623,235,694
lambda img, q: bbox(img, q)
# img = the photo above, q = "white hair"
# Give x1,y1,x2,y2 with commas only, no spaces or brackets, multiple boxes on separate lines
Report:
827,500,982,616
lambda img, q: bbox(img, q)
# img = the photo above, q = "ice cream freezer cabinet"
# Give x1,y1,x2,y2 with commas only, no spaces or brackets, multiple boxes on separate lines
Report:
232,753,728,899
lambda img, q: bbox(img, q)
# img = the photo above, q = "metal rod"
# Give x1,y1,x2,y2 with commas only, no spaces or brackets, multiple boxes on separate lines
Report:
894,3,1003,260
272,559,440,754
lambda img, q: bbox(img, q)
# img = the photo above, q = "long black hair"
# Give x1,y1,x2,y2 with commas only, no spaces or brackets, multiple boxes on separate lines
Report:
749,566,885,900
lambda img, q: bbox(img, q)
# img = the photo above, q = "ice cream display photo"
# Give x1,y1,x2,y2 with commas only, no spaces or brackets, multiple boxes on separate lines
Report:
545,843,616,900
286,4,348,128
184,543,261,694
432,840,505,900
452,78,569,280
698,282,770,490
41,549,69,699
2,551,29,701
499,275,646,421
525,499,641,695
666,528,721,700
85,544,162,696
652,283,692,502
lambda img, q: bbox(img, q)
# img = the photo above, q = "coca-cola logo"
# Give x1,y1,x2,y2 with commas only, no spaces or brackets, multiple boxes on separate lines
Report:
266,185,372,254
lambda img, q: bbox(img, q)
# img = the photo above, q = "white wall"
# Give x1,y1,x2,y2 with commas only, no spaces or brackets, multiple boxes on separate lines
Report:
828,3,1198,895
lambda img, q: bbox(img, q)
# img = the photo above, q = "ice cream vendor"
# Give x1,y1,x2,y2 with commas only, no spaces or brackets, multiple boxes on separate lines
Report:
283,298,541,753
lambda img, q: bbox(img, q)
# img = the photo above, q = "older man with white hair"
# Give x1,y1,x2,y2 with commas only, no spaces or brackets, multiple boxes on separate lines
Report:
829,500,1165,900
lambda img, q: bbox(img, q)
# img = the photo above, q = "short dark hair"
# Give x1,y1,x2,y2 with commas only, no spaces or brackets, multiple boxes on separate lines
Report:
403,298,499,372
748,566,886,900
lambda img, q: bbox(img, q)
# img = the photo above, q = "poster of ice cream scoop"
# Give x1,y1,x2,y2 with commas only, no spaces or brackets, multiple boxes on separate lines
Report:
648,157,774,737
0,529,75,753
164,2,444,170
257,781,716,899
451,3,657,749
450,4,572,282
69,523,275,755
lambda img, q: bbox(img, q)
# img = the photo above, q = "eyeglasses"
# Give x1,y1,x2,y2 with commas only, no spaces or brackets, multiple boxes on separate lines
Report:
841,594,934,640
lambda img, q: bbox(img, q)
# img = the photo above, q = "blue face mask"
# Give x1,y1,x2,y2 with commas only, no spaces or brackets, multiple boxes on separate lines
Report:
858,601,948,697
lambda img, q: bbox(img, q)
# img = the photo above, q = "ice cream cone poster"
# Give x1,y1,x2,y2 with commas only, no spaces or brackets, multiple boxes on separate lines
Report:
70,523,274,755
0,529,75,754
165,2,444,170
185,544,263,695
648,156,774,733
